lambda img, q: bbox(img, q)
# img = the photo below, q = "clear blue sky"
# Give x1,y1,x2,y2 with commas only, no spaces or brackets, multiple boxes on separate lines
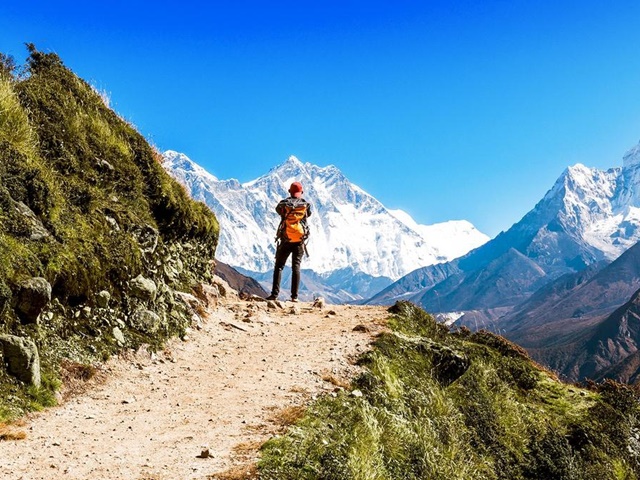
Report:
2,1,640,237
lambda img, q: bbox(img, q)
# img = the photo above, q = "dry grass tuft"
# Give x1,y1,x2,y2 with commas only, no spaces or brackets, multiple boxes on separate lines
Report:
59,360,105,400
208,463,259,480
289,385,309,394
195,303,209,317
233,440,265,456
268,405,306,430
61,360,97,381
0,422,27,441
322,373,351,389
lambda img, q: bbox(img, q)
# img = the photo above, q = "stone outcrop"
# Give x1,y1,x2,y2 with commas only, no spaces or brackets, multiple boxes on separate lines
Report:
14,277,52,324
131,224,159,254
417,339,469,386
96,290,111,308
130,309,163,335
0,335,41,387
129,275,157,301
13,200,51,241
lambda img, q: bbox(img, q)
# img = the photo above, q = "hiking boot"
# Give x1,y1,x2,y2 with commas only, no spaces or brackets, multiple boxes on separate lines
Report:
266,295,277,301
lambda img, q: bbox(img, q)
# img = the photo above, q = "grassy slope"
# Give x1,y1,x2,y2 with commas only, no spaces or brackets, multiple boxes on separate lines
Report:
0,46,218,419
260,302,640,480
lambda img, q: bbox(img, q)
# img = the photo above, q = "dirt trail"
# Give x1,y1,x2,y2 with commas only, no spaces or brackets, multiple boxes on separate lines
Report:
0,298,388,480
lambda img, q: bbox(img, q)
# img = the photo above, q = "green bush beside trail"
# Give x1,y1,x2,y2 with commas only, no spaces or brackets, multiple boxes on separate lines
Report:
260,301,640,480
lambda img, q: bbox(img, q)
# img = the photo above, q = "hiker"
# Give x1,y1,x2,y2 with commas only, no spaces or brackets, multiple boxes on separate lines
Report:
267,181,312,302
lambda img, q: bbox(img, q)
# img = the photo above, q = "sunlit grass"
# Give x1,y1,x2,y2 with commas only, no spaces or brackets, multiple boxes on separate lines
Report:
259,302,640,479
0,45,219,419
0,75,37,159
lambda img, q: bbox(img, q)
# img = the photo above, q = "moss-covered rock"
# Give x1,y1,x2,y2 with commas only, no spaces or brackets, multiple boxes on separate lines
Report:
0,334,41,387
14,277,51,324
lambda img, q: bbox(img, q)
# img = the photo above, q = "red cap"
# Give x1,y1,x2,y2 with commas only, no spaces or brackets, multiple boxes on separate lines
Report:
289,181,303,198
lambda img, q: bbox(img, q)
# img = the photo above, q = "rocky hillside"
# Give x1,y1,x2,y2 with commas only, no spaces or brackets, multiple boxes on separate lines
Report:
213,261,267,298
364,141,640,382
0,46,218,419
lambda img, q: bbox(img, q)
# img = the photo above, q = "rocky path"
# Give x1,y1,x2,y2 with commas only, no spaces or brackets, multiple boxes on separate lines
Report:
0,299,388,480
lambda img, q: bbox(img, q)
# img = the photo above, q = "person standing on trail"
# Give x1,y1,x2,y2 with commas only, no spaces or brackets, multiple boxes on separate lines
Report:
267,181,312,302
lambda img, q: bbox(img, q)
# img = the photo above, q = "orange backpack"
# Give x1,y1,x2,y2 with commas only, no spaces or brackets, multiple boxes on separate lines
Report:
277,199,309,243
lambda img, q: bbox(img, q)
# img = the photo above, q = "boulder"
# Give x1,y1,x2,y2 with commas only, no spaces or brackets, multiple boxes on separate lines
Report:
129,275,157,301
96,290,111,308
313,297,326,309
0,335,41,387
105,216,120,232
417,339,469,386
13,200,50,241
0,279,11,316
192,283,219,308
131,224,159,254
174,291,202,311
130,309,162,334
212,275,239,301
15,277,52,324
112,327,125,345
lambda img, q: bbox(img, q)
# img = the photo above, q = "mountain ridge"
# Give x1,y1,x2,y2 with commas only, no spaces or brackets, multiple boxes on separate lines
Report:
163,150,489,299
371,140,640,309
364,139,640,382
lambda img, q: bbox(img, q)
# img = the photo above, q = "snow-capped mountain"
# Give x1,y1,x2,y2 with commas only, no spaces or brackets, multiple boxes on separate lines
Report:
525,144,640,265
361,139,640,383
368,139,640,306
162,151,489,290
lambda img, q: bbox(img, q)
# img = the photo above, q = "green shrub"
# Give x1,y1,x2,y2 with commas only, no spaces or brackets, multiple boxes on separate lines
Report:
0,45,219,418
260,302,640,479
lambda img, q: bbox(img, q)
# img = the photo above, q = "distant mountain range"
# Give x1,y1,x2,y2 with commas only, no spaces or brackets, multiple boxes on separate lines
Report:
163,141,640,383
162,151,488,301
367,140,640,383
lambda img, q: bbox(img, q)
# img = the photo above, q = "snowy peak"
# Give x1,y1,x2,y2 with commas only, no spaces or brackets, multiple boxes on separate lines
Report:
514,141,640,264
162,151,490,284
623,141,640,169
286,154,303,165
163,150,219,184
389,210,490,262
267,155,307,178
557,164,617,230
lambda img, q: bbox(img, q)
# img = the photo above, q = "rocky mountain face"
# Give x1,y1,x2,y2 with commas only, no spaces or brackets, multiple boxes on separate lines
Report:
366,141,640,382
372,142,640,306
502,241,640,339
162,151,489,300
498,241,640,382
0,47,219,417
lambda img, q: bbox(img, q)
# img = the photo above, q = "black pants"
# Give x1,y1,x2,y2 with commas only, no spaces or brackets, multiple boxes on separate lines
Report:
271,241,304,299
